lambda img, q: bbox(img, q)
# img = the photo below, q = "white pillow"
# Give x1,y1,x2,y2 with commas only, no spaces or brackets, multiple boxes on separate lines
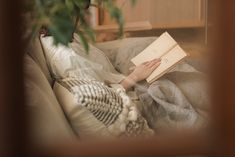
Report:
72,33,119,74
40,36,78,78
40,36,125,83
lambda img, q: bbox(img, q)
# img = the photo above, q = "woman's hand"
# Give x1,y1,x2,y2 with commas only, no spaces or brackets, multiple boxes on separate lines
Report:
120,58,161,90
130,58,161,82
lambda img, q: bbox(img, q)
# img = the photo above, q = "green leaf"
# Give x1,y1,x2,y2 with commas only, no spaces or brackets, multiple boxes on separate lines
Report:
105,2,124,37
73,0,85,9
48,10,74,45
77,31,89,53
65,0,74,12
24,0,127,48
83,25,95,42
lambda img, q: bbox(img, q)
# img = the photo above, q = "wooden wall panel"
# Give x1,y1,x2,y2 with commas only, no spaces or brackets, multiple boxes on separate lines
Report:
149,0,203,25
102,0,205,28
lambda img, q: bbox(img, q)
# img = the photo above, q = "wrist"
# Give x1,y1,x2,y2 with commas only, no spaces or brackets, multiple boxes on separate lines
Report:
128,73,139,83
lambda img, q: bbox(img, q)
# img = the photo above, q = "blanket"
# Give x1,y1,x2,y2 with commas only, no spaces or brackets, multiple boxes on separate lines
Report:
134,62,209,131
96,37,209,131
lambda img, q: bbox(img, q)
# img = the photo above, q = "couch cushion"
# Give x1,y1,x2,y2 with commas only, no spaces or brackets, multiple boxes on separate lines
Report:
26,37,53,85
24,55,75,144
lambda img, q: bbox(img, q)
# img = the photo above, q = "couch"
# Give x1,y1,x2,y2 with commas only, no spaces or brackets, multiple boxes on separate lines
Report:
24,36,158,144
25,35,207,144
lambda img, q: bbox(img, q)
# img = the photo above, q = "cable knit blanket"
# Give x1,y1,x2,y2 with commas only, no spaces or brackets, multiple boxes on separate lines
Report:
96,37,209,131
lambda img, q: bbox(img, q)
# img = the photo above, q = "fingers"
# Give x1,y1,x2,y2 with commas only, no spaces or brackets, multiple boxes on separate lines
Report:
142,58,161,67
142,61,150,65
150,61,161,70
147,58,161,68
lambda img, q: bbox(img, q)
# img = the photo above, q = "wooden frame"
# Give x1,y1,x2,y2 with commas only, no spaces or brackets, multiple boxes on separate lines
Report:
0,0,28,157
1,0,235,157
94,21,152,33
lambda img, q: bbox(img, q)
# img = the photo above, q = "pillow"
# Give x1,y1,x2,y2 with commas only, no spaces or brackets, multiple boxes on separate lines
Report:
40,35,125,83
40,36,78,79
53,77,154,139
72,33,119,74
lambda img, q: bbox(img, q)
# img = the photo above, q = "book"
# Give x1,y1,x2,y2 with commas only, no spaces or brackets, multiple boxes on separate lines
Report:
131,32,188,83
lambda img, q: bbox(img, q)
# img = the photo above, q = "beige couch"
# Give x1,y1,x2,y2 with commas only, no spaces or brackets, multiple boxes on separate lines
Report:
24,36,157,144
25,38,76,144
24,37,206,144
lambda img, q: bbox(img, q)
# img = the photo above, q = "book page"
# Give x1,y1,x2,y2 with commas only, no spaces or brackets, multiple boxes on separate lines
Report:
146,45,187,83
131,32,177,65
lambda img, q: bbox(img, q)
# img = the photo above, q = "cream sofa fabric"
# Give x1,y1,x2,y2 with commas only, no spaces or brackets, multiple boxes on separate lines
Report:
24,54,75,144
26,37,53,85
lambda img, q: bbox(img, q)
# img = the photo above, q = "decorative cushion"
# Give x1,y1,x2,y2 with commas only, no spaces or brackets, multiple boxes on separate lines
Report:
53,77,154,139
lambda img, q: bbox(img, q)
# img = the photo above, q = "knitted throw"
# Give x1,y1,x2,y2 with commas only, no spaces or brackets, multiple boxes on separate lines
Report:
58,77,153,137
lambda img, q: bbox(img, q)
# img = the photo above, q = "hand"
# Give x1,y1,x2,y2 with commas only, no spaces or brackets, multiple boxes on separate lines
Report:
120,58,161,90
130,58,161,82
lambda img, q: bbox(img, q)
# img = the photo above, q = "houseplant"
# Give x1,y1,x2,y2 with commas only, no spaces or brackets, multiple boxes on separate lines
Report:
23,0,136,52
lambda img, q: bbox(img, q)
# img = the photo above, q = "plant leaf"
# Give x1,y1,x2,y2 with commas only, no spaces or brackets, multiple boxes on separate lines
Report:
77,31,89,53
65,0,74,12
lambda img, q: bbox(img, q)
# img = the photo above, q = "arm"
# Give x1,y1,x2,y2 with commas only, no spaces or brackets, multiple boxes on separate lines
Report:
120,58,161,90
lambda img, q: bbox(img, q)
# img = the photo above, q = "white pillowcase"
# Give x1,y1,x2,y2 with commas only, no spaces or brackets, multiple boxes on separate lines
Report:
40,36,125,83
40,36,78,78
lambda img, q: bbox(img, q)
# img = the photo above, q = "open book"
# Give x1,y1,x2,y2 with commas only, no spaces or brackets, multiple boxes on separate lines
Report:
131,32,188,83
